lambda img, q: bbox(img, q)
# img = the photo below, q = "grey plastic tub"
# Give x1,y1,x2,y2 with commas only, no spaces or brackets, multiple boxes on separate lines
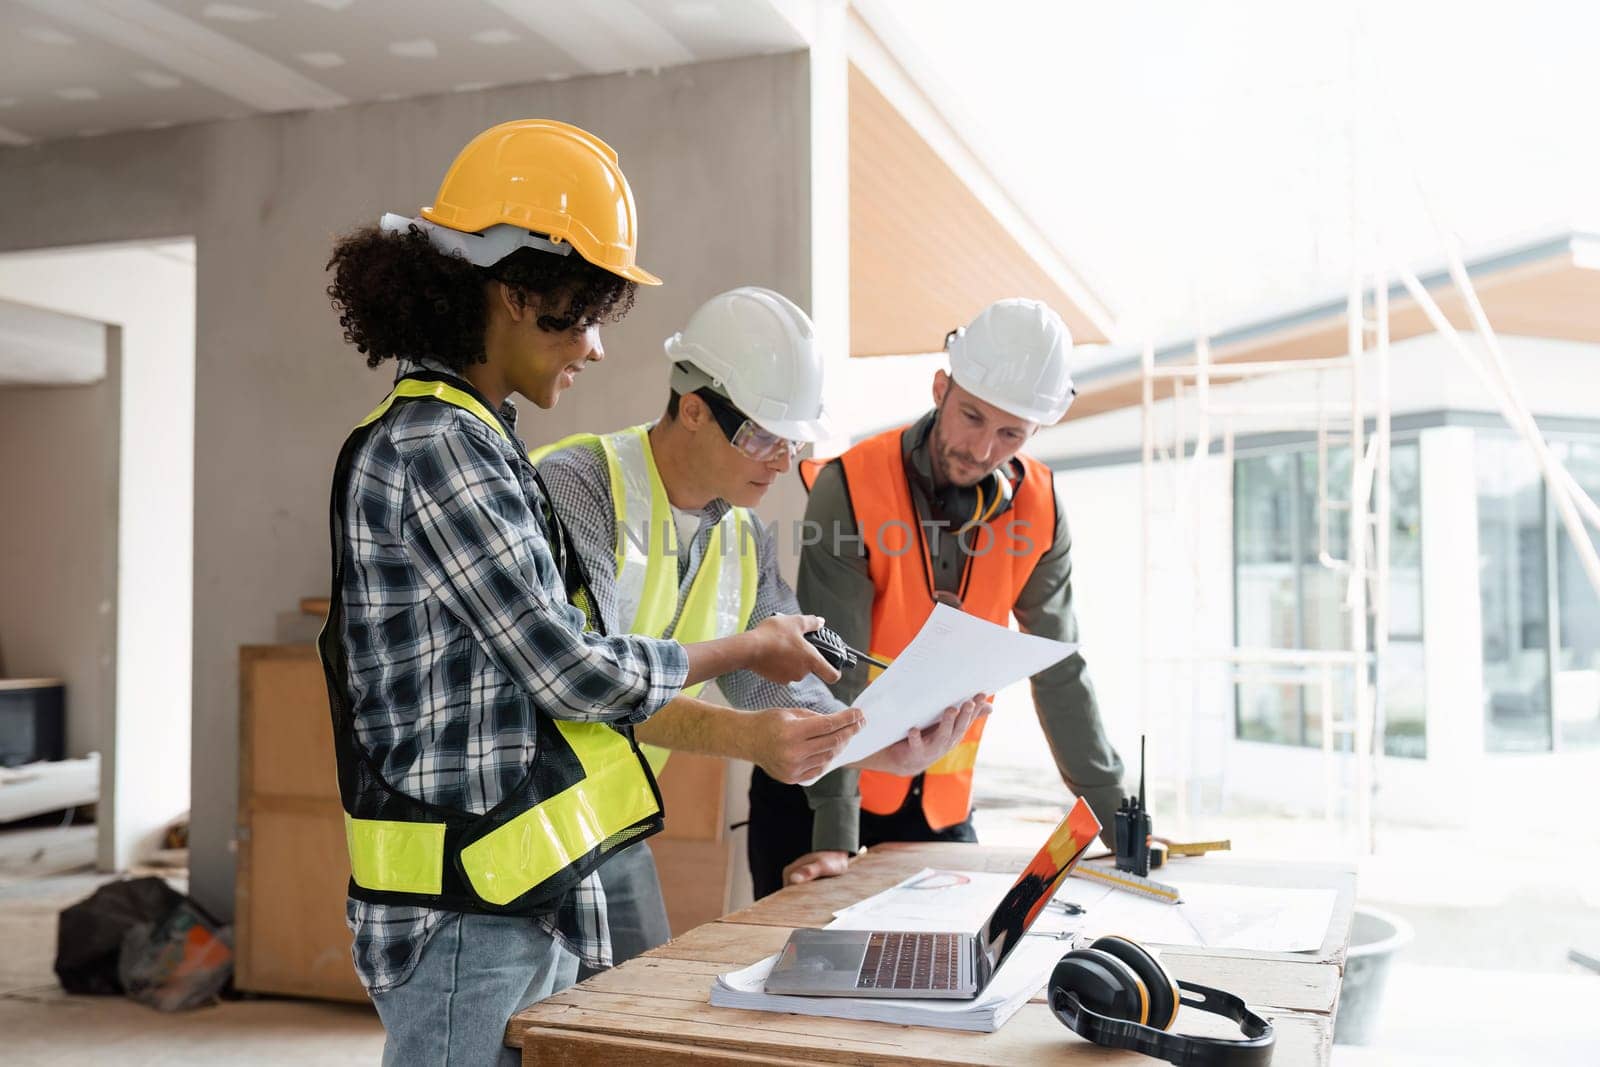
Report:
1333,905,1414,1045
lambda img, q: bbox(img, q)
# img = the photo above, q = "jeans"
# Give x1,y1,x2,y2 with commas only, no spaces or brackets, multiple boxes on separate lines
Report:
581,842,672,978
371,912,579,1067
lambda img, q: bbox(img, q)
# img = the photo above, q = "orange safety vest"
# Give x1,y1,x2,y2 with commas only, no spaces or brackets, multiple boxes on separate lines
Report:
801,424,1057,830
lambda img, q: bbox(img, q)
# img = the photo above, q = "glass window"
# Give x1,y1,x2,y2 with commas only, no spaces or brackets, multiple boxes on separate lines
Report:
1235,453,1303,744
1389,444,1424,639
1553,440,1600,749
1234,441,1423,756
1236,452,1296,566
1477,435,1551,753
1383,641,1427,758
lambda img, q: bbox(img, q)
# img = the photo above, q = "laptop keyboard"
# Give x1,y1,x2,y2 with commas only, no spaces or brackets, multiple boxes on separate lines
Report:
856,931,962,991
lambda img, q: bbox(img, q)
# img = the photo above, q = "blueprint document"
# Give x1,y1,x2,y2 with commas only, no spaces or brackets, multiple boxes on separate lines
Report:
801,604,1076,784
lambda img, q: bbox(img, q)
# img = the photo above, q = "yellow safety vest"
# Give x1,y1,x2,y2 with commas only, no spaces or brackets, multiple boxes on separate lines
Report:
531,425,760,774
318,375,664,912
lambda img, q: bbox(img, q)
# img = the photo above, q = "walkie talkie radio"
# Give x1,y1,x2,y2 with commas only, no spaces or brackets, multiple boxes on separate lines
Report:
1114,735,1154,877
802,625,891,674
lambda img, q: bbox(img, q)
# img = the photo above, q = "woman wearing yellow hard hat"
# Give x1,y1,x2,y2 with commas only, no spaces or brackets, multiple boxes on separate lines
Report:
319,119,841,1065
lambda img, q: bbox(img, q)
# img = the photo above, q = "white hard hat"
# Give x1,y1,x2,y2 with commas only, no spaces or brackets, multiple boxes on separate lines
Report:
946,299,1076,425
663,287,836,442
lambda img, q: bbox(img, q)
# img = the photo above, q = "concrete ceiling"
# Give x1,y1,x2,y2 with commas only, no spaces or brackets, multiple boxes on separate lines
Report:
0,0,805,146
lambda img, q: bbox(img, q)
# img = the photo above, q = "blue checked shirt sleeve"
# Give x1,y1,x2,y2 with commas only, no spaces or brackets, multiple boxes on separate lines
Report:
400,421,687,723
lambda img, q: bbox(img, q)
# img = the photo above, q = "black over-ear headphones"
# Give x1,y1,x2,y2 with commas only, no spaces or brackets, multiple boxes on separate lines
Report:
1049,935,1275,1065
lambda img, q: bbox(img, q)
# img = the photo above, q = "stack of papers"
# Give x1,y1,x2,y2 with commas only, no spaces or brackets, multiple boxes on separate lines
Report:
708,938,1064,1033
708,866,1084,1033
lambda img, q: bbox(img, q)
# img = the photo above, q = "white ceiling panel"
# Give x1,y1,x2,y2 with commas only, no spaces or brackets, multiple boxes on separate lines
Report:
0,0,806,145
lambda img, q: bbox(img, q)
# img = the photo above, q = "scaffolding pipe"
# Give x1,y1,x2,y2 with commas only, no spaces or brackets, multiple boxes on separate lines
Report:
1398,267,1600,603
1179,337,1213,825
1347,259,1373,850
1205,403,1349,417
1320,663,1337,824
1140,339,1155,747
1558,465,1600,533
1315,369,1348,574
1150,647,1371,666
1447,254,1600,588
1230,670,1352,687
1370,266,1392,854
1147,356,1358,379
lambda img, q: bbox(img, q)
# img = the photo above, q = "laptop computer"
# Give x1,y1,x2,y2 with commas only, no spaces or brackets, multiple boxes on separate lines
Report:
763,798,1102,1000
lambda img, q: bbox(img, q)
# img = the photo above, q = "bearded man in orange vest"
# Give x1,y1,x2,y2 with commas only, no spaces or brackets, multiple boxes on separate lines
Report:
747,299,1127,897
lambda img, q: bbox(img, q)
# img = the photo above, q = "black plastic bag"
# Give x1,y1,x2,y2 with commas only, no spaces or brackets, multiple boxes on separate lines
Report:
54,876,184,995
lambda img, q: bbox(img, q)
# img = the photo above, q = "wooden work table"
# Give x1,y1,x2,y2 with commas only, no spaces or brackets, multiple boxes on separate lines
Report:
509,842,1356,1065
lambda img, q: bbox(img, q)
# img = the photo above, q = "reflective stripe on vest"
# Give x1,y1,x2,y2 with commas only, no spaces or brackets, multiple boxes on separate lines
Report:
330,378,662,909
456,719,661,905
342,718,660,905
837,424,1057,830
530,425,759,775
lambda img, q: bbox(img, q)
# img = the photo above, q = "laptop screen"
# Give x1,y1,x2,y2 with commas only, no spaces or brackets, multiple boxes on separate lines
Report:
977,798,1102,975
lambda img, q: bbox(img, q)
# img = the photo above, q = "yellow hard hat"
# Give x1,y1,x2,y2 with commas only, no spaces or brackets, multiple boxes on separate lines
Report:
418,119,661,286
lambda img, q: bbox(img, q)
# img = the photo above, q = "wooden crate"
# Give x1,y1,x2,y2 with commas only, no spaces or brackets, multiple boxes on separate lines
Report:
651,751,733,935
236,644,367,1003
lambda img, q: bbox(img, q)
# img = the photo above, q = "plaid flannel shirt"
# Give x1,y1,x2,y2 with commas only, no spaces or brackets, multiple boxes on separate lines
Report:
336,360,688,994
535,433,845,715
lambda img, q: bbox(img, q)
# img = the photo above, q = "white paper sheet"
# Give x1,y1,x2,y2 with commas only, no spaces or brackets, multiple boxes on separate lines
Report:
709,937,1065,1033
1074,881,1337,953
802,604,1077,783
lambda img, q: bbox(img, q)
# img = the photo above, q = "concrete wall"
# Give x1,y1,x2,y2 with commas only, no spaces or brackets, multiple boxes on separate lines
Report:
0,297,107,385
0,52,814,917
0,331,119,766
0,243,198,870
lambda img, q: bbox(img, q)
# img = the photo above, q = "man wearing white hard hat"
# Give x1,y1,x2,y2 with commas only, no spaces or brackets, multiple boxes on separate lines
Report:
533,286,986,962
749,298,1127,897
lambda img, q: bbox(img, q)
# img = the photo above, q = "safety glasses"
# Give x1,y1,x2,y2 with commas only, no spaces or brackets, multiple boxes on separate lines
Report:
695,388,807,462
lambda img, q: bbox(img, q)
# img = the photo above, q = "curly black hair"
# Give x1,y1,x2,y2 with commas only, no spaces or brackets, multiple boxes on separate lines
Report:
326,223,637,371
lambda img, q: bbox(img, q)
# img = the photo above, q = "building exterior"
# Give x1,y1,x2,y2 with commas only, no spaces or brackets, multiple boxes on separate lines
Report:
962,314,1600,833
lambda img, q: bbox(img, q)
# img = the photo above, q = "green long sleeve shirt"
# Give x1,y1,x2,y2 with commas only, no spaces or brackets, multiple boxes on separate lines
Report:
795,411,1126,852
